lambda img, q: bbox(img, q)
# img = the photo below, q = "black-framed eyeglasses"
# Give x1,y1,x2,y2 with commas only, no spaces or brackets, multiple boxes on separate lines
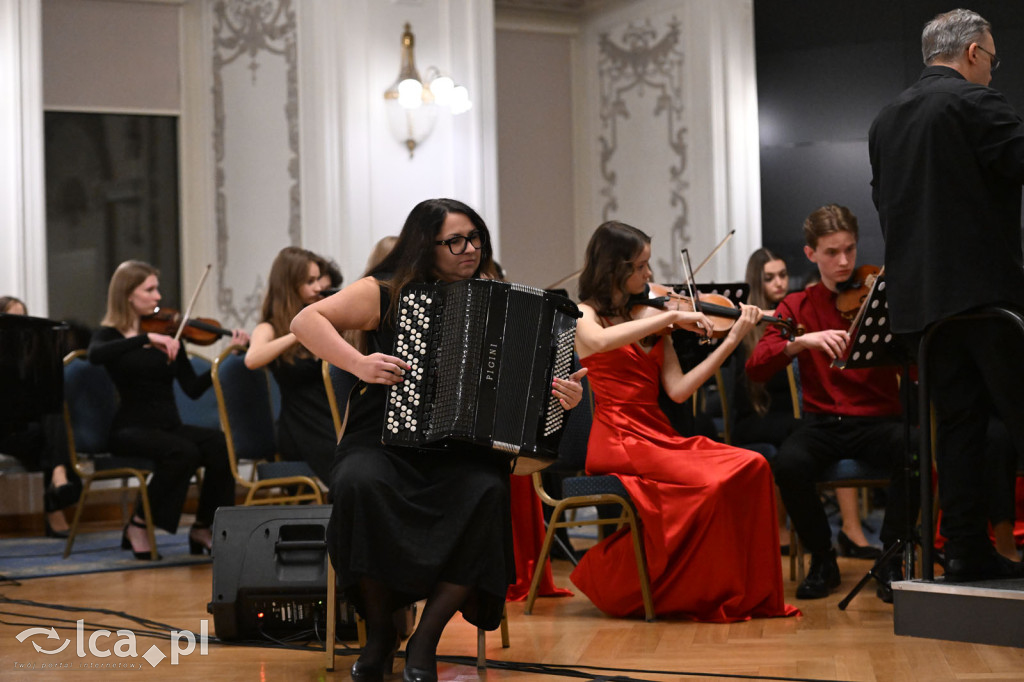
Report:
435,231,484,255
975,44,1001,71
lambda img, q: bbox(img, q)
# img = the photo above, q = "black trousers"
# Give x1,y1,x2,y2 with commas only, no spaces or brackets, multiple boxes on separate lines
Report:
771,414,918,556
920,314,1024,560
111,424,235,533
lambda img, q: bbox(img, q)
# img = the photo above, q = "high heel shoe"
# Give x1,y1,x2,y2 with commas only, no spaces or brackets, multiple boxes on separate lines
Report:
350,638,399,682
837,530,882,560
188,523,213,556
121,518,161,560
402,667,437,682
44,518,69,539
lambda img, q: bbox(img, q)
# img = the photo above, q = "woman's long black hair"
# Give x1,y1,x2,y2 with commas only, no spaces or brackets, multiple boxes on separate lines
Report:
368,198,494,324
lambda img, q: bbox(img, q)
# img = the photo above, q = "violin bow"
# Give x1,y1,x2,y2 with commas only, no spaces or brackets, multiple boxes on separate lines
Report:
174,264,213,343
678,248,713,343
546,268,582,291
689,229,735,281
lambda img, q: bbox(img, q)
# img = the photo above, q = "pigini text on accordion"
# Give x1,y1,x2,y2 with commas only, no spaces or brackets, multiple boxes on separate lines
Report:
382,278,581,473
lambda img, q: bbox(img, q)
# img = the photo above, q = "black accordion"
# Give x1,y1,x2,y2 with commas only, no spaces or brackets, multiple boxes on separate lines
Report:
381,279,581,473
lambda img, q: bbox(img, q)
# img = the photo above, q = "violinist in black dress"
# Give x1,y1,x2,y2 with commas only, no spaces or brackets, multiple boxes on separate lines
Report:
88,260,248,558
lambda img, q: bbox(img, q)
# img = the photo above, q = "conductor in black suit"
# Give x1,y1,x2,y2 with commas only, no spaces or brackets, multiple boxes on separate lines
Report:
869,8,1024,581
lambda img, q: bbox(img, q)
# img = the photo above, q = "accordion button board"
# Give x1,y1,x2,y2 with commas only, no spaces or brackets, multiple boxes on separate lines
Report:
382,278,581,470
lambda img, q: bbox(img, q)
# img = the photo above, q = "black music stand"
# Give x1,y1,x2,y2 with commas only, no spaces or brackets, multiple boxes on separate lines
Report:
833,276,917,610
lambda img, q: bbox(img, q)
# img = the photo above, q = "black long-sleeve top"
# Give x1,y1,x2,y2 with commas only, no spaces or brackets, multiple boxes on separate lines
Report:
88,326,212,431
869,65,1024,333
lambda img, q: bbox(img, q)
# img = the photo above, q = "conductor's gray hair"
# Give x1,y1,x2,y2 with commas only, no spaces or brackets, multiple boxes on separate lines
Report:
922,8,991,65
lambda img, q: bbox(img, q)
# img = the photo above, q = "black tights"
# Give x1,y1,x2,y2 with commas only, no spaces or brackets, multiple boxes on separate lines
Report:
356,576,471,673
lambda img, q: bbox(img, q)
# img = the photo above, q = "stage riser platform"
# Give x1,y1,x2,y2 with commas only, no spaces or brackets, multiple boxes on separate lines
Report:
893,579,1024,648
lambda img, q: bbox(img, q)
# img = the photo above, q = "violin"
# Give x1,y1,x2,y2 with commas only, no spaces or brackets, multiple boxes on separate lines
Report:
835,265,882,320
140,306,231,346
631,283,800,339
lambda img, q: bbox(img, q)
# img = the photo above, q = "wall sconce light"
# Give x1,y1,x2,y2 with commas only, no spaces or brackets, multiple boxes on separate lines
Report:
383,23,472,158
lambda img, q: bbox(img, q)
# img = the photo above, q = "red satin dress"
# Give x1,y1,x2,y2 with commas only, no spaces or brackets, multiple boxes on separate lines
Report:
506,475,573,602
570,338,799,622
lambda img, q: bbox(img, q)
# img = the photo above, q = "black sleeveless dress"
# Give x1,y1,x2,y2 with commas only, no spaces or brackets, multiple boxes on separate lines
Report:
269,355,336,483
326,282,514,630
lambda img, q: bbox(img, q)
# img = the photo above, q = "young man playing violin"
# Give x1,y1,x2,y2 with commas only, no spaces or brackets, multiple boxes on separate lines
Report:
746,204,919,602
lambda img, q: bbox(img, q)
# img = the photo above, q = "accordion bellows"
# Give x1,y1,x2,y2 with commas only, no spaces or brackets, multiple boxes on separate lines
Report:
382,279,580,473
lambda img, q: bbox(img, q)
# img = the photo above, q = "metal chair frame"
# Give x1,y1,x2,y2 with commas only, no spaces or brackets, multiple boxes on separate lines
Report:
211,345,323,506
523,381,655,622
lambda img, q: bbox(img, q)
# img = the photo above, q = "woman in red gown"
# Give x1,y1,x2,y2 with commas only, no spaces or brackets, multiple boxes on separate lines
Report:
570,221,799,622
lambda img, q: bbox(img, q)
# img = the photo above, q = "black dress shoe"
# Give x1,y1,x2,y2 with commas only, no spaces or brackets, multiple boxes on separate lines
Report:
875,558,904,603
120,519,161,561
837,530,883,560
945,548,1024,583
351,635,400,682
796,549,841,599
44,519,70,539
350,659,387,682
403,666,438,682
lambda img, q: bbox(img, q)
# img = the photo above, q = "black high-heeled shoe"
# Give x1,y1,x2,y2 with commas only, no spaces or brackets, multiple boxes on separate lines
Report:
350,638,400,682
402,666,437,682
44,518,69,539
837,530,882,560
121,518,161,560
188,523,213,556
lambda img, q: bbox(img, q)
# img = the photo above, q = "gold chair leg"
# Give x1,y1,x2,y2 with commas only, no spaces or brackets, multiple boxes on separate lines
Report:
356,614,366,648
325,561,336,671
500,604,509,647
524,501,568,615
476,603,509,668
624,509,655,622
476,627,485,669
795,532,806,583
63,479,92,559
789,526,797,581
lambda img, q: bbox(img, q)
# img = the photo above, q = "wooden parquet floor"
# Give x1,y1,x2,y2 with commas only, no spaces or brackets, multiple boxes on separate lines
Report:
2,553,1023,681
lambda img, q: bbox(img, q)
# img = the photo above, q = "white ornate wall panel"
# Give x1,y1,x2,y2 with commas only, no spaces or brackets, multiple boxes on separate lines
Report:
577,0,759,284
298,0,499,285
209,0,299,329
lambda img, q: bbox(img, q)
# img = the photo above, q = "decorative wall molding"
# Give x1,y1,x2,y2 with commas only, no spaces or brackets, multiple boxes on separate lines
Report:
597,16,688,277
211,0,299,327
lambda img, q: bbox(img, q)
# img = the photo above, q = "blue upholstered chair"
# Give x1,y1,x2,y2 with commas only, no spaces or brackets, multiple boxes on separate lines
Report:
174,352,221,431
61,350,158,559
523,370,656,622
210,345,322,505
321,360,361,441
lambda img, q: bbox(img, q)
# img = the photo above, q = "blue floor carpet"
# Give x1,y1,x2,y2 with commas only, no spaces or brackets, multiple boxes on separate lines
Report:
0,530,210,580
